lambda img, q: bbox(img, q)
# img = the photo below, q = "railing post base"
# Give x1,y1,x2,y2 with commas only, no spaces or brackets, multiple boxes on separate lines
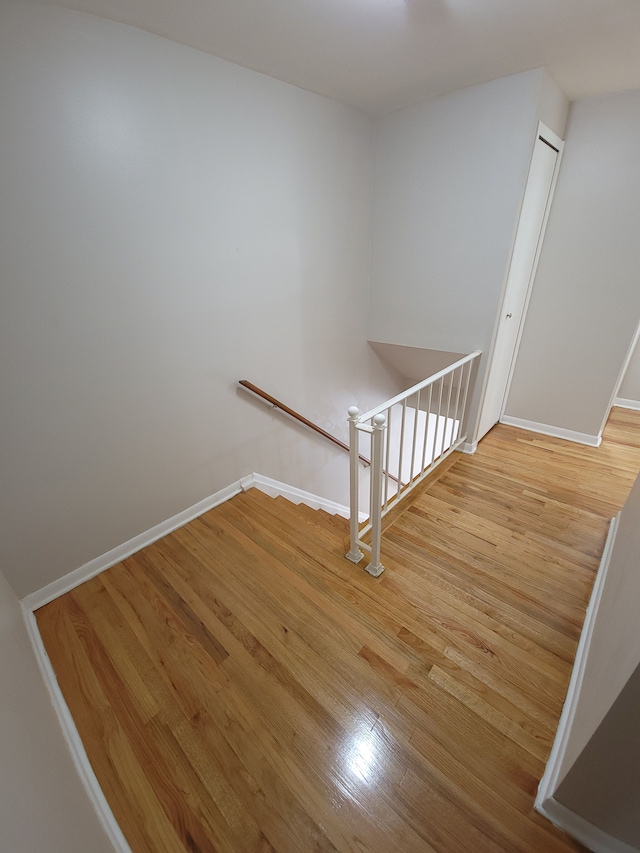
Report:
364,561,385,577
345,548,364,564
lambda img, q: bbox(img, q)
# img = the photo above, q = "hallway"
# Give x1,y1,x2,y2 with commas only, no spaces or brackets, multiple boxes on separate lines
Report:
36,408,640,852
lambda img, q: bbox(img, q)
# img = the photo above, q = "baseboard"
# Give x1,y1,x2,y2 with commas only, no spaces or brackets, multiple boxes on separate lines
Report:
21,479,245,612
461,440,478,455
614,397,640,411
22,474,356,613
536,797,638,853
536,513,621,811
500,415,602,448
244,472,365,520
537,796,638,853
22,605,133,852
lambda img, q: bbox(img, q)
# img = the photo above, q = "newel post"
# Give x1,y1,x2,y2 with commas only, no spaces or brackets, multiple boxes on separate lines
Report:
366,413,386,577
345,406,364,564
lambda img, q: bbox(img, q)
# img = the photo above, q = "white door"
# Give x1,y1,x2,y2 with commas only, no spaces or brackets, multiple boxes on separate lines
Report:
476,123,564,441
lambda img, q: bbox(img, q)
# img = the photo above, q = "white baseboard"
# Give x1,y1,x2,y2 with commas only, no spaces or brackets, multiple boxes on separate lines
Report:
21,479,245,612
535,514,621,840
23,474,353,613
537,795,639,853
614,397,640,411
500,415,602,448
461,440,478,454
244,472,364,521
22,605,133,853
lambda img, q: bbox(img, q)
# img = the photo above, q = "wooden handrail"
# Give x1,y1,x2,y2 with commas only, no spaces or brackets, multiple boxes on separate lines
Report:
238,379,386,475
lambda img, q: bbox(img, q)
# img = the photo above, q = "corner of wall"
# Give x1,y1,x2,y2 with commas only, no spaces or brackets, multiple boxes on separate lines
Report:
535,796,639,853
537,69,570,139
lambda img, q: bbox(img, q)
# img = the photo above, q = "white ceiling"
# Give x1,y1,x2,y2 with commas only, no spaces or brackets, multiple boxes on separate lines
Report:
40,0,640,114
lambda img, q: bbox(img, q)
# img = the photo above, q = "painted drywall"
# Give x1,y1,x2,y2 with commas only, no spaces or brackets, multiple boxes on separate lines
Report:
536,69,570,139
368,70,542,353
556,474,640,785
0,1,404,598
0,569,112,852
556,660,640,849
367,342,465,384
368,70,550,438
506,90,640,437
619,336,640,404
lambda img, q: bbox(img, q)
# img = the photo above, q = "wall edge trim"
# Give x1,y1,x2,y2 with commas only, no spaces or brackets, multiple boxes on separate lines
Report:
247,472,364,521
21,604,134,853
614,397,640,412
500,415,602,447
536,796,639,853
535,513,621,807
21,480,245,611
22,475,355,611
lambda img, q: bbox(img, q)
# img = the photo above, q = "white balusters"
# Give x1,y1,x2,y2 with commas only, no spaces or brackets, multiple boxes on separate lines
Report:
347,350,481,575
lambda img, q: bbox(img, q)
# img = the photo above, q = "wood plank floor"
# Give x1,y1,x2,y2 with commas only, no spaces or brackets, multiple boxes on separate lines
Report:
37,407,640,853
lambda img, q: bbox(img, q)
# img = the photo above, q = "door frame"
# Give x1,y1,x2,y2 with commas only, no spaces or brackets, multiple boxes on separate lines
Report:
474,121,565,443
600,317,640,436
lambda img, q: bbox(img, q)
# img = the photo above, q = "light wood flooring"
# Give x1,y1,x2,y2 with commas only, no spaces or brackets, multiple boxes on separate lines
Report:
37,407,640,852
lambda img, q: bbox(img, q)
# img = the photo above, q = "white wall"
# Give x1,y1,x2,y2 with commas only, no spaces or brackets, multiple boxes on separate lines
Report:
0,569,112,852
0,1,404,598
537,69,570,139
556,475,640,786
555,661,640,849
506,91,640,438
369,70,542,353
368,70,553,437
618,336,640,405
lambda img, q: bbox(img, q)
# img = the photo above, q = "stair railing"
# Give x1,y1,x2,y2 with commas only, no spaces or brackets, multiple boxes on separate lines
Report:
238,380,401,484
346,350,482,576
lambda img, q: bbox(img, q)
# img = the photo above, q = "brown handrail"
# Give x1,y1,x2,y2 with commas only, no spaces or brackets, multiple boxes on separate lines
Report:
239,380,400,479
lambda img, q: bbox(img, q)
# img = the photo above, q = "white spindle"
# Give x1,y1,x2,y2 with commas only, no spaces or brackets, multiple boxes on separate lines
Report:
397,400,407,497
452,365,463,442
410,390,420,483
444,372,454,449
433,377,444,462
421,385,432,471
383,406,392,510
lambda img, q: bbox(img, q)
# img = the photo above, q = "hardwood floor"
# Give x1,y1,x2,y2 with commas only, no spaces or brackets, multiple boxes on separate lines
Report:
37,407,640,853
